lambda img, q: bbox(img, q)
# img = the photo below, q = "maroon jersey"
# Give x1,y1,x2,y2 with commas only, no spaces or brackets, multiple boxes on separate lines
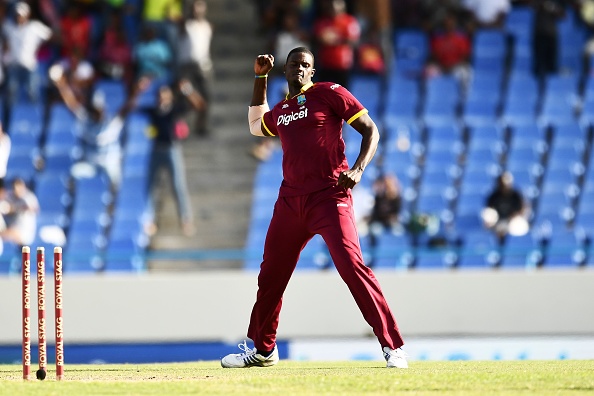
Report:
262,82,368,197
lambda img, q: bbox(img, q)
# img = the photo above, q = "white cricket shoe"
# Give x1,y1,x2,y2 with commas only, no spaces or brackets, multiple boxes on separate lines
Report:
221,341,279,368
383,347,408,368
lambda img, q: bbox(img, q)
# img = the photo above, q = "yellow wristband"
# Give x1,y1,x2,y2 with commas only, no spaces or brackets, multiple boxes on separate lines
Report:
255,74,268,78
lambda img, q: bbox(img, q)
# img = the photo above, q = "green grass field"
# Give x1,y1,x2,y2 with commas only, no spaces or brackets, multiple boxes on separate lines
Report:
1,360,593,395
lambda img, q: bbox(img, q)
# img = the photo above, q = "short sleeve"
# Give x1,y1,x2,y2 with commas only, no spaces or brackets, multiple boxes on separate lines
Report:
323,84,367,125
261,110,278,137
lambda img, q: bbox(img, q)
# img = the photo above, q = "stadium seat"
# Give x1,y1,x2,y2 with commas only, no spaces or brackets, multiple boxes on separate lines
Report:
64,232,106,273
462,96,499,128
295,234,329,270
349,75,382,120
94,79,126,117
9,102,43,131
393,29,429,78
267,77,288,107
385,75,420,122
557,9,586,74
34,172,71,227
371,231,414,269
103,237,147,272
6,152,37,182
501,72,539,127
457,229,500,268
538,75,580,127
415,247,458,270
422,100,457,128
0,241,21,274
501,232,543,268
543,226,587,267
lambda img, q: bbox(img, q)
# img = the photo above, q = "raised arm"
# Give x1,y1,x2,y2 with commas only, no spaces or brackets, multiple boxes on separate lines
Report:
336,113,380,189
49,65,83,115
179,79,206,111
248,54,274,136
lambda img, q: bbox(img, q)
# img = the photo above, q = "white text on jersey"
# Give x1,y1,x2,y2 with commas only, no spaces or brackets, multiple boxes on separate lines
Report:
277,108,308,126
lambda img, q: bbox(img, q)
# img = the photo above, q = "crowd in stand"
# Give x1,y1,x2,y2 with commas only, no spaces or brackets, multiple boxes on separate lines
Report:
0,0,213,135
0,0,213,252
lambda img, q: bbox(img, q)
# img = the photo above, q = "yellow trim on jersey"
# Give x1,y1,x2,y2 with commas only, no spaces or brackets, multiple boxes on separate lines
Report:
285,82,314,100
347,109,368,125
261,116,276,136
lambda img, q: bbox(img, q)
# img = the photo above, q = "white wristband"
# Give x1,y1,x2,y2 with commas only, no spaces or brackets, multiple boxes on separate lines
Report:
248,104,269,136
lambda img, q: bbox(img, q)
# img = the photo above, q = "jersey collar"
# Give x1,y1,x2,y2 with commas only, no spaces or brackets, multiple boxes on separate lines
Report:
285,82,314,100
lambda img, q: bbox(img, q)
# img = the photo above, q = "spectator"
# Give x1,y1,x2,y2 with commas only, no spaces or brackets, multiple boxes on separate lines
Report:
270,7,309,69
49,47,96,105
533,0,565,80
312,0,361,88
2,1,53,104
0,177,40,246
368,173,403,242
58,2,92,59
481,171,529,241
50,67,146,191
461,0,511,31
142,79,204,237
141,0,182,61
0,122,11,185
133,25,173,80
425,11,472,88
177,0,213,137
97,8,134,82
355,0,392,75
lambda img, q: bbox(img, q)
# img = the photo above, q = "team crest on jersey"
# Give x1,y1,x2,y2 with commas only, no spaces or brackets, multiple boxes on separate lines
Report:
297,94,306,105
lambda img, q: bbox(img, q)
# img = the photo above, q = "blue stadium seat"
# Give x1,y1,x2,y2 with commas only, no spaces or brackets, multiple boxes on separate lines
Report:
501,232,543,268
467,124,506,145
557,9,586,74
501,72,538,127
349,75,382,120
34,172,71,227
543,226,587,267
94,79,126,117
371,231,414,269
6,152,37,182
9,127,42,157
295,234,329,270
384,75,420,124
507,122,546,146
465,136,504,166
70,175,112,222
425,75,460,105
579,88,594,126
8,102,43,136
472,30,507,75
415,248,458,270
462,96,499,128
539,75,580,127
457,229,500,268
505,6,534,40
267,77,288,107
393,29,429,78
422,101,457,128
0,241,21,274
64,232,105,273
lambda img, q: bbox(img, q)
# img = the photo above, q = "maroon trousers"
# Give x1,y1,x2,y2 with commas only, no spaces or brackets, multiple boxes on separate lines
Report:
247,185,404,351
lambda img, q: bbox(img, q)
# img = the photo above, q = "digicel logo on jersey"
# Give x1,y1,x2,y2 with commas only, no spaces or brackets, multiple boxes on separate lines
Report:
277,108,308,126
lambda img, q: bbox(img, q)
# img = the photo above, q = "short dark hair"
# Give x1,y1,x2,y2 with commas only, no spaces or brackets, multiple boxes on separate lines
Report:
286,47,314,64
